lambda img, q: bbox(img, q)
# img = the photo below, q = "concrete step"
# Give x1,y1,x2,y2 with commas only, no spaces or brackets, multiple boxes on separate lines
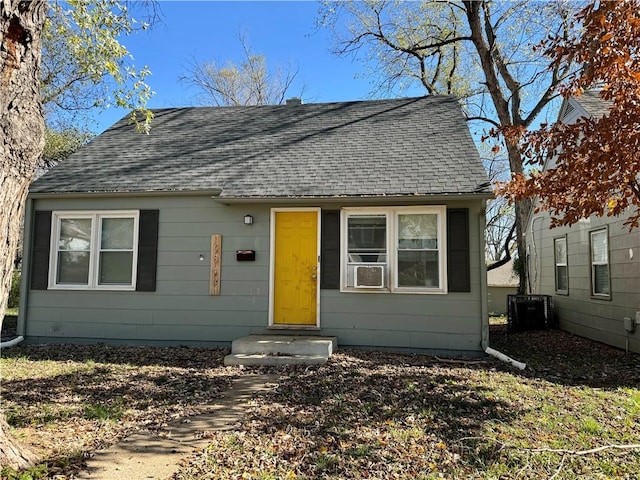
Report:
224,353,329,367
230,335,337,357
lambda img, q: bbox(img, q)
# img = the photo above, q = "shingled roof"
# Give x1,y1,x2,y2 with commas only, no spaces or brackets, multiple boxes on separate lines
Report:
573,90,613,118
31,96,490,199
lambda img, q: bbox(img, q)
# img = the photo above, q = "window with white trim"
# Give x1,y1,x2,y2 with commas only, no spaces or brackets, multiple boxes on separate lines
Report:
342,206,446,293
50,211,139,289
554,236,568,294
590,229,610,297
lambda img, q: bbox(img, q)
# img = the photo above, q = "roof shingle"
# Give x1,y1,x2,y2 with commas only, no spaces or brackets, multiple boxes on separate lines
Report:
574,90,613,118
31,96,490,198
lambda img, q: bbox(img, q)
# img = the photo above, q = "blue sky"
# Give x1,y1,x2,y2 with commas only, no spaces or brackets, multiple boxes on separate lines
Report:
95,1,421,132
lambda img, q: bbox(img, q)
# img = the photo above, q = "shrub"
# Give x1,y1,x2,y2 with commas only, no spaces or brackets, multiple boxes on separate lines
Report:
8,271,20,309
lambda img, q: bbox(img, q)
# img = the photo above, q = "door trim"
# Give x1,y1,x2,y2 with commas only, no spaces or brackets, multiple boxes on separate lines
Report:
268,207,321,328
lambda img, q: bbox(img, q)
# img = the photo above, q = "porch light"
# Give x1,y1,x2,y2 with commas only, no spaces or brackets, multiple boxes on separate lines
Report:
244,214,254,225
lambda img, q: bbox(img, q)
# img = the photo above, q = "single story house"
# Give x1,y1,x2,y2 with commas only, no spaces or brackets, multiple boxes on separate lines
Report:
19,96,493,353
525,91,640,353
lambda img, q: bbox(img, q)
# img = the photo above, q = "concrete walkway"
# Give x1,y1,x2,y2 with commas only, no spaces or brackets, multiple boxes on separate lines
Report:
79,374,280,480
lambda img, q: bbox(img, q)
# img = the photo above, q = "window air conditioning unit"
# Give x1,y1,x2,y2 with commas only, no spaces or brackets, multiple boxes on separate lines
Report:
354,265,385,288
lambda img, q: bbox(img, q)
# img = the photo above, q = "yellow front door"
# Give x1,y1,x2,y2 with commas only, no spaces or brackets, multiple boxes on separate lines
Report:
272,210,319,326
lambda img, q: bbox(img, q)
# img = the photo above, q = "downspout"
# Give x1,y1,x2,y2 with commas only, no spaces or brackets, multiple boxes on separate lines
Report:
1,198,33,350
480,201,526,370
479,201,490,351
0,336,24,349
528,216,545,294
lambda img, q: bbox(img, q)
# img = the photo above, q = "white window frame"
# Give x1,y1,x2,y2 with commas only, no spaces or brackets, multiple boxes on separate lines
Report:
340,206,447,294
589,228,610,298
49,210,139,290
554,236,568,295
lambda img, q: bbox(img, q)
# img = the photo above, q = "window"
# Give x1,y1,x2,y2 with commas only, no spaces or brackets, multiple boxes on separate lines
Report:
50,211,139,289
397,213,439,288
342,206,446,293
590,229,610,297
554,237,568,294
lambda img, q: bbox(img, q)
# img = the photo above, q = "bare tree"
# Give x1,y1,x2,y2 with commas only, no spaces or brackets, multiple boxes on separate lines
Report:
483,152,515,267
321,0,579,290
181,33,304,106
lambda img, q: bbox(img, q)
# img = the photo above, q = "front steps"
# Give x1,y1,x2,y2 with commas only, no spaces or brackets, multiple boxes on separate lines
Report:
224,335,337,366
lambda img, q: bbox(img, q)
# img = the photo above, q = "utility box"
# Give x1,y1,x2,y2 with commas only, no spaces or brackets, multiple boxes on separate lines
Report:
507,295,554,332
624,317,635,333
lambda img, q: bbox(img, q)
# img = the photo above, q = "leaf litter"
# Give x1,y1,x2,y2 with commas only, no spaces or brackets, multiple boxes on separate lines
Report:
1,329,639,479
173,329,640,480
1,344,239,478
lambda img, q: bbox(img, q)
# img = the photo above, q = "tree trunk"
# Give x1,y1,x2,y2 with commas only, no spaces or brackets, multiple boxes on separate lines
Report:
505,140,532,294
1,0,47,470
464,1,531,294
0,417,36,470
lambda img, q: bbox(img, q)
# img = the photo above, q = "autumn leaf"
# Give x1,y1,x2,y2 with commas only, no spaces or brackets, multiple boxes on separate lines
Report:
500,0,640,230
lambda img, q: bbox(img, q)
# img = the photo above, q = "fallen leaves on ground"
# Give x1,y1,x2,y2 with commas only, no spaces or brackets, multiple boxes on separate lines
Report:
2,330,639,479
173,330,640,480
1,344,238,478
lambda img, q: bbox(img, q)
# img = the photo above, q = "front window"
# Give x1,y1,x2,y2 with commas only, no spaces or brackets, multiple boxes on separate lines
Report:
590,229,610,297
347,215,387,263
554,237,568,294
99,217,136,284
342,206,446,293
57,218,92,284
50,212,139,289
397,213,439,288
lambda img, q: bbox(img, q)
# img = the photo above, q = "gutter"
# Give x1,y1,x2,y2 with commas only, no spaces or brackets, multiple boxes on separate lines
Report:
216,192,495,205
28,188,224,200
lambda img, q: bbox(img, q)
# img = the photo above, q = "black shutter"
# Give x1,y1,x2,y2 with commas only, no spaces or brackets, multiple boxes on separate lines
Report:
447,208,470,292
30,210,52,290
321,210,341,289
136,210,159,292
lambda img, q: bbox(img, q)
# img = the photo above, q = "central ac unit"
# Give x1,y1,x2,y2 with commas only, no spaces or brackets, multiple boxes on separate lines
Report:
354,265,385,288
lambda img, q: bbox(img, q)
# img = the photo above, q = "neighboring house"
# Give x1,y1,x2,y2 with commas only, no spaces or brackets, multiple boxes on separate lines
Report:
525,91,640,353
19,96,493,353
487,259,518,316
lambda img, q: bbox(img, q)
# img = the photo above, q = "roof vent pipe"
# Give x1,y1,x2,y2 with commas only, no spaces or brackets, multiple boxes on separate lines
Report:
286,98,302,105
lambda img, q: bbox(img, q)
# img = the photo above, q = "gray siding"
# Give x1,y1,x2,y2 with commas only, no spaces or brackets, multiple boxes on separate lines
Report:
22,195,486,352
527,211,640,353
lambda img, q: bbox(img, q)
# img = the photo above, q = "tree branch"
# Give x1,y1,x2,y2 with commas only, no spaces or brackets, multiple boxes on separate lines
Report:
465,116,501,128
370,6,471,58
529,444,640,456
481,1,523,125
463,1,511,126
487,219,516,271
